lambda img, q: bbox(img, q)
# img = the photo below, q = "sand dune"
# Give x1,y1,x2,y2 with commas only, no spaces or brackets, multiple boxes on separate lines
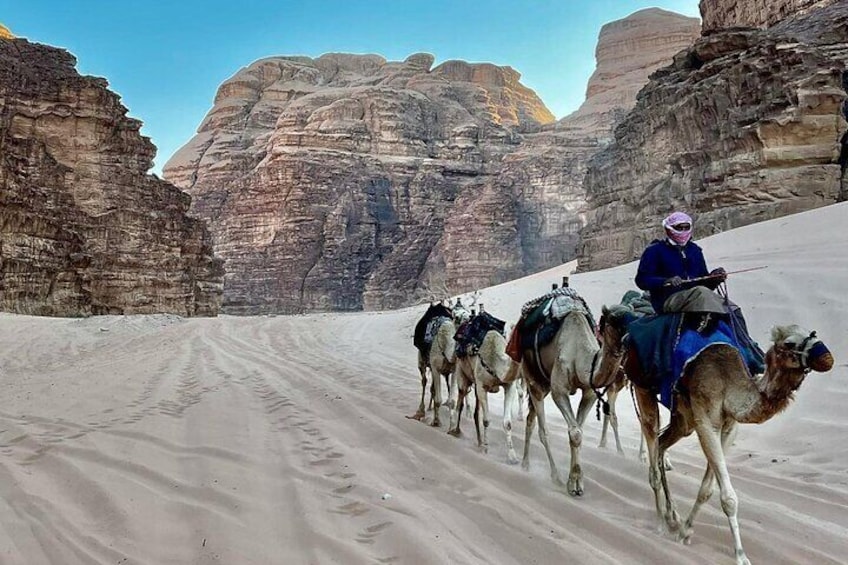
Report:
1,203,846,564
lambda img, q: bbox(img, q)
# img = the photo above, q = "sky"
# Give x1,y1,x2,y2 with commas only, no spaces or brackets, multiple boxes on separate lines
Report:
1,0,701,173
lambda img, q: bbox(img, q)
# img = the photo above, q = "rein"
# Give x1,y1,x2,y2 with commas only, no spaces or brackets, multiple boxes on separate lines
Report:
589,348,611,421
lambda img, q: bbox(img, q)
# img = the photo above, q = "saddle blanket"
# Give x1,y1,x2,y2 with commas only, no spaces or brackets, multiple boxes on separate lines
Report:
628,315,739,409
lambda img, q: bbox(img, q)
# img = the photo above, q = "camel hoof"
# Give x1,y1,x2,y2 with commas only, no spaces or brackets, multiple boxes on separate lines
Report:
664,460,674,471
506,454,519,466
446,428,461,438
431,420,441,428
616,448,626,457
521,460,530,472
665,512,681,533
406,411,426,421
736,550,751,565
678,530,693,545
568,479,584,497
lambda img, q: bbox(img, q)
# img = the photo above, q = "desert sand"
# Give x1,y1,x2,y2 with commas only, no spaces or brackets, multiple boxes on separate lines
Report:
0,203,846,565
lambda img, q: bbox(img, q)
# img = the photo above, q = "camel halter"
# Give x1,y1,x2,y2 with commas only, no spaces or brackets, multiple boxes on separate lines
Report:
793,331,819,374
589,347,611,421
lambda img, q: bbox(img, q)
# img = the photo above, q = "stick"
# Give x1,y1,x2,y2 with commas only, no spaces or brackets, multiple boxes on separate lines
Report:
665,266,768,286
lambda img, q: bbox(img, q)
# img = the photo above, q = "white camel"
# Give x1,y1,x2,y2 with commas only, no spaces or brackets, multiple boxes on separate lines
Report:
448,330,521,464
597,305,833,565
519,307,622,496
411,317,456,427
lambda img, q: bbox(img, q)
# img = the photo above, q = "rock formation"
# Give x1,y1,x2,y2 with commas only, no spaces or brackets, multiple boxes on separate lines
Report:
0,23,12,39
700,0,839,33
165,9,698,314
578,1,848,271
0,38,224,316
557,8,701,140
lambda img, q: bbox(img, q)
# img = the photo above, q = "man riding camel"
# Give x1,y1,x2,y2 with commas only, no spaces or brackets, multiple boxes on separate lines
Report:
635,211,764,373
636,211,727,316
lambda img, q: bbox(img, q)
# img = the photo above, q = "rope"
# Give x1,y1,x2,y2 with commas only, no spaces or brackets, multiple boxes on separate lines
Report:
588,349,610,421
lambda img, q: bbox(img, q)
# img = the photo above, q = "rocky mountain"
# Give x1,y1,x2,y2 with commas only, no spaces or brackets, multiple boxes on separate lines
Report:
578,1,848,271
0,38,224,316
700,0,839,32
165,9,699,314
556,8,700,140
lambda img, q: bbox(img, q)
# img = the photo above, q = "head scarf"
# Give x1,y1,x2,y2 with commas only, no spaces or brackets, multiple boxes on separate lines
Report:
662,211,693,246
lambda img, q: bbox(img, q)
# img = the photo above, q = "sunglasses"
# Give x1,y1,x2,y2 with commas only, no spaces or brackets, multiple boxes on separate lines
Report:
670,223,691,231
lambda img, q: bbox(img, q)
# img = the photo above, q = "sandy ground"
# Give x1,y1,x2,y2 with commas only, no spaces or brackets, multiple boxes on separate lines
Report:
0,203,846,565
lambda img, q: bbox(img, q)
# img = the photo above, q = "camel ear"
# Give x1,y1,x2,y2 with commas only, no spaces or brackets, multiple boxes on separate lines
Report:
770,325,792,343
602,305,610,316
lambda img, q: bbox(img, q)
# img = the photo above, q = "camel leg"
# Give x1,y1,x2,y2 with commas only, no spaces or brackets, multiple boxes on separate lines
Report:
516,377,526,420
550,389,595,496
600,387,625,454
410,358,427,421
679,421,737,545
474,379,490,454
657,411,690,532
635,387,665,529
448,369,469,436
639,423,674,470
693,411,749,565
429,363,444,427
521,393,537,471
502,382,519,465
533,391,565,487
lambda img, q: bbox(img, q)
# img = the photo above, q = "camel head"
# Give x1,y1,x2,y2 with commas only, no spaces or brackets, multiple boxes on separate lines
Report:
596,304,639,382
769,325,834,373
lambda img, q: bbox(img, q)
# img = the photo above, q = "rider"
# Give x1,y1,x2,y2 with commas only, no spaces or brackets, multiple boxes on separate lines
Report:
636,211,764,372
635,211,727,316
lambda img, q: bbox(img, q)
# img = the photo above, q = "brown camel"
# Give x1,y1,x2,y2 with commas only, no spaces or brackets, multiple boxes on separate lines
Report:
597,305,834,565
599,369,673,470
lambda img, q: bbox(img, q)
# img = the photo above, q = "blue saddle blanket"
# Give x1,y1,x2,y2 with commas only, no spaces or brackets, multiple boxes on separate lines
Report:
628,315,744,409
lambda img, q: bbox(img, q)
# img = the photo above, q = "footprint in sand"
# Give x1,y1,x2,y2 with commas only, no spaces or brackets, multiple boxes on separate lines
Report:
332,484,355,494
332,501,369,517
355,521,393,545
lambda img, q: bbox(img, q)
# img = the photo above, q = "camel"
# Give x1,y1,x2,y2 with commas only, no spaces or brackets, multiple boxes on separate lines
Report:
411,317,457,427
447,330,522,464
519,307,622,496
597,305,833,565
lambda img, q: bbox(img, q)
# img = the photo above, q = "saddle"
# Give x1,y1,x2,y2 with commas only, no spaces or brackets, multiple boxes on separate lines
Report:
506,288,595,362
414,303,453,351
455,312,506,358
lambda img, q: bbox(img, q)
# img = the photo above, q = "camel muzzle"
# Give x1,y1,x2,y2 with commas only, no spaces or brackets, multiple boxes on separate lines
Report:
808,343,833,373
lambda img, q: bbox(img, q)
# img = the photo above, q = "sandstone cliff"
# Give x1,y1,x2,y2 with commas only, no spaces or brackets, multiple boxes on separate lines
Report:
578,1,848,271
0,38,224,316
165,9,698,314
0,23,12,39
557,8,700,140
700,0,839,32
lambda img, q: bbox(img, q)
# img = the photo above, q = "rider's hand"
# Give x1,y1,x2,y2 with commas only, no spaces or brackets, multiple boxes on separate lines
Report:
710,267,727,282
665,276,684,288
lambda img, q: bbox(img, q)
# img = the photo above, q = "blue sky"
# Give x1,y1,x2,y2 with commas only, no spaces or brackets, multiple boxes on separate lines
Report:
1,0,700,173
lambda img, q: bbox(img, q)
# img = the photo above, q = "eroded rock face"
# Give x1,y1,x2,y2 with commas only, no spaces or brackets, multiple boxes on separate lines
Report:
557,8,700,140
579,2,848,271
164,52,559,313
700,0,839,32
0,38,224,316
166,9,699,314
